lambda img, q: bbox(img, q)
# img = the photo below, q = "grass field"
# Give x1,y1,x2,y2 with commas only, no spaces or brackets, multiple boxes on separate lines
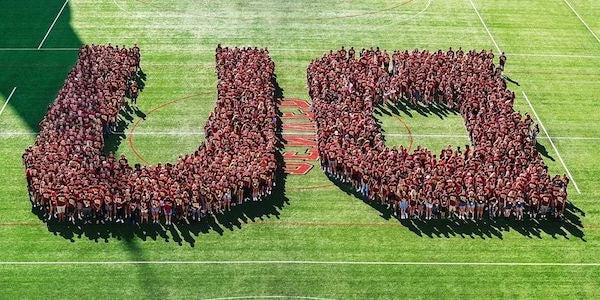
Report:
1,0,600,298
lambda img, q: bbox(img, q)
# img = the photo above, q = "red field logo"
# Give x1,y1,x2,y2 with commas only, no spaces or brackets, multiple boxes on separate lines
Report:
281,99,318,175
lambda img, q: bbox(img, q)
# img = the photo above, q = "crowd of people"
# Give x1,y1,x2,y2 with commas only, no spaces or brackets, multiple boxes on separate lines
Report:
23,45,279,226
308,47,569,221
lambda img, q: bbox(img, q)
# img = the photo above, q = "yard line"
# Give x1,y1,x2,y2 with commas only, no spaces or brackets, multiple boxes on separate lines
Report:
468,0,502,53
562,0,600,45
0,87,17,118
1,47,600,59
0,48,79,51
203,296,334,300
2,131,600,141
522,91,581,194
1,260,600,266
510,53,600,59
37,0,70,49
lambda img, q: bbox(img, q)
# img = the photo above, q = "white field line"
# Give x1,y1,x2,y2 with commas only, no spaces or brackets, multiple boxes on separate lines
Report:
468,0,502,53
1,260,600,266
0,48,79,51
37,0,70,49
203,297,334,300
0,87,17,118
2,131,600,141
111,0,432,22
563,0,600,45
510,53,600,59
522,91,581,194
1,130,600,141
0,47,600,59
112,0,128,13
402,0,433,21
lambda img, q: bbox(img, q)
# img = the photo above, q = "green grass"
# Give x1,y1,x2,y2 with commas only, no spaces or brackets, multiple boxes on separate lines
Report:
1,0,600,298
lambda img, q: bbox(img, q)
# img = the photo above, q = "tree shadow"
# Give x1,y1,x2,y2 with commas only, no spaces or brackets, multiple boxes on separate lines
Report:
0,1,81,131
33,63,289,247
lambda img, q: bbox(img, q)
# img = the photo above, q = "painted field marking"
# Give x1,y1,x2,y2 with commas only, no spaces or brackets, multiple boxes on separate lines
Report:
37,0,70,49
468,0,501,53
563,0,600,45
0,260,599,266
0,48,599,59
510,53,600,59
0,87,17,118
522,91,581,194
203,297,334,300
0,48,79,51
1,131,599,141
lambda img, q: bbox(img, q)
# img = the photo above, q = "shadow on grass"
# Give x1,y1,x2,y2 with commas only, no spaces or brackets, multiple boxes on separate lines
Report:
0,1,81,131
327,174,585,240
375,99,460,120
33,75,289,247
332,98,585,240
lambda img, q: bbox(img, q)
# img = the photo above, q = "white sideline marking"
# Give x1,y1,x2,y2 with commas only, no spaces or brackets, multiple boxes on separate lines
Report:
468,0,502,53
37,0,70,49
522,91,581,194
563,0,600,45
0,87,17,118
203,297,334,300
1,131,600,141
1,260,599,266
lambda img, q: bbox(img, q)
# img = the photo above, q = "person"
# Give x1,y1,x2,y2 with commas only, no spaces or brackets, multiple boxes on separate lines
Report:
475,197,485,220
440,199,448,219
67,198,76,224
82,199,92,225
140,201,149,224
164,198,173,226
425,199,433,220
458,196,467,220
93,199,103,224
105,198,114,222
399,198,409,220
449,196,457,219
467,198,476,220
499,52,507,70
151,200,160,224
56,194,66,222
515,198,524,221
115,198,124,224
489,197,498,219
539,196,550,219
130,201,139,225
504,200,513,218
191,200,201,222
48,195,57,221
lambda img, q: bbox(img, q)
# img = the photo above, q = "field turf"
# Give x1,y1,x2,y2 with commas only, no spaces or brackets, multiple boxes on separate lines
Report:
1,0,600,298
